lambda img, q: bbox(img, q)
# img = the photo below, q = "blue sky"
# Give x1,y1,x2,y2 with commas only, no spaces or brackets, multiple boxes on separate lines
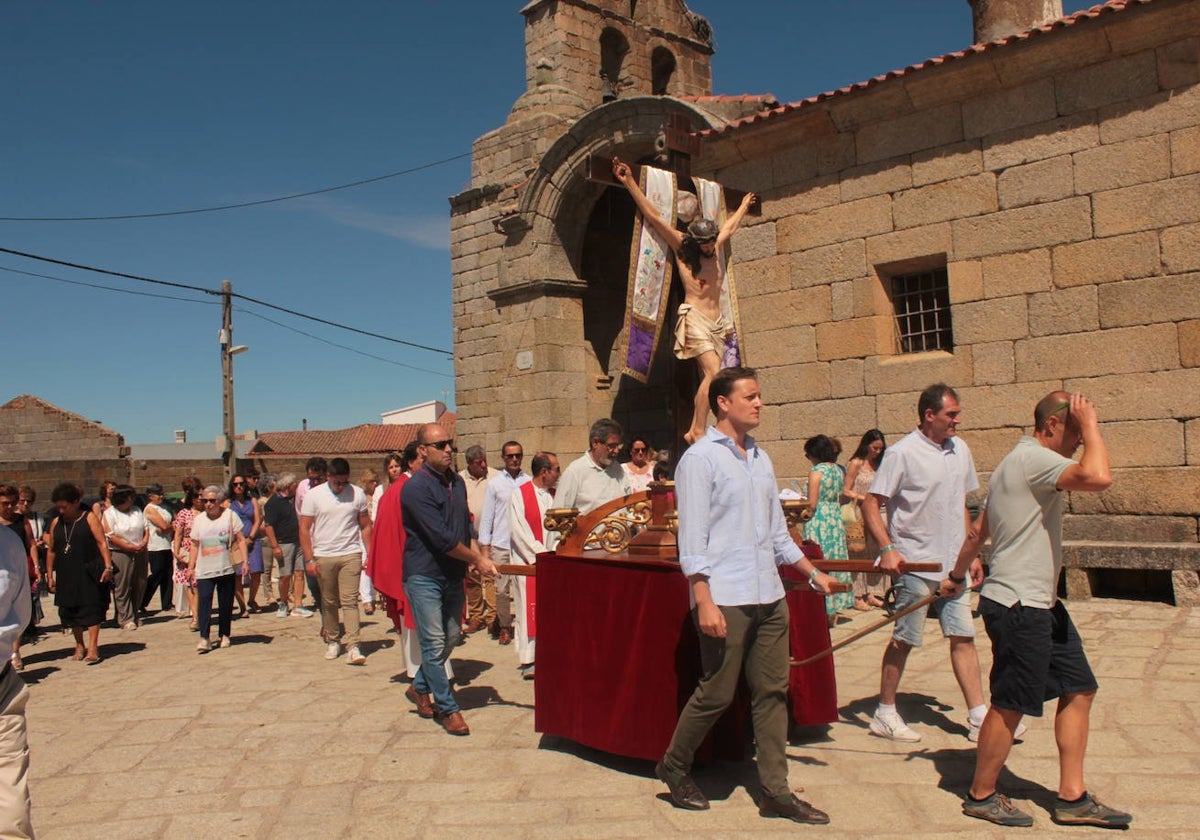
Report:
0,1,1094,443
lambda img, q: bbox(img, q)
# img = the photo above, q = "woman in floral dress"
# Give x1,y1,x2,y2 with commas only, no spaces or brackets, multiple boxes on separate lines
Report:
172,477,204,628
804,435,853,620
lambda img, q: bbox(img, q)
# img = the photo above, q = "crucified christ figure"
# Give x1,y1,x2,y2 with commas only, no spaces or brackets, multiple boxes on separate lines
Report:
612,156,756,445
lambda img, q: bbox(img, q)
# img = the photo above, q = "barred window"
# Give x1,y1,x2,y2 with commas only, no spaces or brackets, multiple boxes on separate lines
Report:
891,268,953,354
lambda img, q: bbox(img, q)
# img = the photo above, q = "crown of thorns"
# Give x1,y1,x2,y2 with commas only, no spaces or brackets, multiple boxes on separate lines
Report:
687,218,718,242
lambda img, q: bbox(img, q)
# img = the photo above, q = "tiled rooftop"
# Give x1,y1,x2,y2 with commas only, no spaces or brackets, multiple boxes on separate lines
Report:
249,412,456,457
699,1,1154,137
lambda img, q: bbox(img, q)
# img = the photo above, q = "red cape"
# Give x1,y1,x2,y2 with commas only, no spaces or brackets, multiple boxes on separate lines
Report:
365,475,413,628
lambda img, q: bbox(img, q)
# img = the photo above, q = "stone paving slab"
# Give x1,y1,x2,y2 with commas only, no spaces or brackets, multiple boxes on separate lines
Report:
19,596,1198,838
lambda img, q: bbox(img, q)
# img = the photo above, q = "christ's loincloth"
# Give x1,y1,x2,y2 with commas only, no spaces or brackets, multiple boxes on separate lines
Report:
673,303,731,360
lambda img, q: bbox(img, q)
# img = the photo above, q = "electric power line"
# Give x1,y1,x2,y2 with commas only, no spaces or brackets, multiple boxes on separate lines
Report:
0,244,452,356
0,260,452,375
0,264,217,306
0,152,472,222
235,308,452,378
0,120,560,223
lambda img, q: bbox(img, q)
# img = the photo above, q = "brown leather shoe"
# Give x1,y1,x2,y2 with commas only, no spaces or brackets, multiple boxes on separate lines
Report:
759,792,830,825
497,628,512,645
404,685,437,719
440,711,470,736
464,618,485,634
655,760,709,810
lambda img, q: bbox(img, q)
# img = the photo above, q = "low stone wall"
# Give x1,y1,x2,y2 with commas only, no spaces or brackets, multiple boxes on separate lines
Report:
1063,542,1200,607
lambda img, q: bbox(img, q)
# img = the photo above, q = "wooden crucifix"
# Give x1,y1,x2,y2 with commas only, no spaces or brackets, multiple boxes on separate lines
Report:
588,113,760,445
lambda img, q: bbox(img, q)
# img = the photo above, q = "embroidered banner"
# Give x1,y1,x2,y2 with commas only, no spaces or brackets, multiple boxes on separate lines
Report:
621,166,677,383
695,177,745,368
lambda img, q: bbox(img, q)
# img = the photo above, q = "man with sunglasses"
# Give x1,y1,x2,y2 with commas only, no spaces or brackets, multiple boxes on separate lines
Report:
477,441,530,645
556,418,631,515
401,424,497,736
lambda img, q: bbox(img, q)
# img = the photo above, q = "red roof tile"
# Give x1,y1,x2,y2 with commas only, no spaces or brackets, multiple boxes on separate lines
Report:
699,1,1155,137
249,413,456,457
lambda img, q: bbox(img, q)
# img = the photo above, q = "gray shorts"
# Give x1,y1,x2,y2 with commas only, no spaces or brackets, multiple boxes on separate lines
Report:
274,543,300,576
891,573,975,647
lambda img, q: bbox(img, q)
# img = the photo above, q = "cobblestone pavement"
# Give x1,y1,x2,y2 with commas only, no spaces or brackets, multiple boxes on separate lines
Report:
20,595,1197,838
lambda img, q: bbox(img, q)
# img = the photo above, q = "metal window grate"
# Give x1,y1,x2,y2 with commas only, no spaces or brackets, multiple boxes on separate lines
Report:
891,268,952,353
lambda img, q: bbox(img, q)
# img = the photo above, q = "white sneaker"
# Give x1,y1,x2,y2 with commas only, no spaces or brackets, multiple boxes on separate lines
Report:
324,642,342,660
870,711,922,742
196,638,212,653
293,606,315,618
345,646,366,665
219,636,231,649
968,718,1028,743
276,603,288,618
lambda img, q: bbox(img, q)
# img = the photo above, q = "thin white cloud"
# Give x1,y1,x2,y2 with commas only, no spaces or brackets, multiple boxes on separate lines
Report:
294,195,449,250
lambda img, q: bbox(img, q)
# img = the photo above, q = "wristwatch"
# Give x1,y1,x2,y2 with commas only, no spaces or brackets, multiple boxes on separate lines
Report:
948,570,966,583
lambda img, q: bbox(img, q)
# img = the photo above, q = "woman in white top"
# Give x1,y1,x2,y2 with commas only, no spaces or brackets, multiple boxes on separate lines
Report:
622,435,656,494
102,485,149,630
188,485,248,652
842,430,890,611
140,483,175,613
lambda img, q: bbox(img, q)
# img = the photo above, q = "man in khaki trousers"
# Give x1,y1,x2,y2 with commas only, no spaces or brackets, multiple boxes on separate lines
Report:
0,527,34,838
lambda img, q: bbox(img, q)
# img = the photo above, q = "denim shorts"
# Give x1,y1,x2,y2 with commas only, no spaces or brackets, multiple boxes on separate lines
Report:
891,573,975,647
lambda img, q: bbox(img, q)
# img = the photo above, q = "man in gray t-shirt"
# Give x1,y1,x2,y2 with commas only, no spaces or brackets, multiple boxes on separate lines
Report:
947,391,1131,829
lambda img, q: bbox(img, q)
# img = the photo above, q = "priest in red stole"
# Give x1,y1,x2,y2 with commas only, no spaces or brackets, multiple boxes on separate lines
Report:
505,452,561,679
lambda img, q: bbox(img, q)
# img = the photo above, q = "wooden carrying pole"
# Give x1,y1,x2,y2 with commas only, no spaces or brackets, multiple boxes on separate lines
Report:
790,592,941,668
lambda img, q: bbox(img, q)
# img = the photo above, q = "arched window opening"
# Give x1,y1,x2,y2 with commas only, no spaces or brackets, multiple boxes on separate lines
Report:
600,28,629,103
651,46,676,96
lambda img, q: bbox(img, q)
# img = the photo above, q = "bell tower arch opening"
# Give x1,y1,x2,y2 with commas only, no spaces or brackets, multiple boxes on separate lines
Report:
651,45,676,95
599,27,630,103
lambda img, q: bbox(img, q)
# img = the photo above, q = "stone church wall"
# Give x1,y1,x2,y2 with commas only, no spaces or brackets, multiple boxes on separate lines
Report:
450,1,1200,593
700,2,1199,548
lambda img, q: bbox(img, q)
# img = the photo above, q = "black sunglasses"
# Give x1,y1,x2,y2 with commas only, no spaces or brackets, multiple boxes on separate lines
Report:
424,439,455,451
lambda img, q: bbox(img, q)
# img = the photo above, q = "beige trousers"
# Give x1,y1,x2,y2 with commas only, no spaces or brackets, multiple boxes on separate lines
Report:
0,666,33,839
315,553,362,648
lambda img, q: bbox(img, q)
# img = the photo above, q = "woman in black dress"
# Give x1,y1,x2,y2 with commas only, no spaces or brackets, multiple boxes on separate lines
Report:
45,482,113,663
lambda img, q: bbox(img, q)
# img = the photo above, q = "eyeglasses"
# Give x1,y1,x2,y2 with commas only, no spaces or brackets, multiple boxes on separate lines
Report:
604,441,622,452
232,482,245,487
424,439,455,451
502,452,523,459
630,447,646,453
202,498,220,504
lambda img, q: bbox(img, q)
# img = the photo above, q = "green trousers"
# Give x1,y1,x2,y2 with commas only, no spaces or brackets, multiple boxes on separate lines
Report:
662,598,792,798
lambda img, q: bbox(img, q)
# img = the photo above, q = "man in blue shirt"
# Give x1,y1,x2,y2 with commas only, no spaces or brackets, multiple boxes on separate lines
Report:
401,423,497,736
657,366,835,825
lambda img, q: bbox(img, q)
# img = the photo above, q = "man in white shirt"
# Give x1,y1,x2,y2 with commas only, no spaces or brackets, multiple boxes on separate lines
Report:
478,441,530,645
0,526,33,838
555,418,631,515
951,392,1130,829
294,456,327,609
656,366,834,825
862,383,987,744
459,445,499,636
300,458,371,665
506,451,560,679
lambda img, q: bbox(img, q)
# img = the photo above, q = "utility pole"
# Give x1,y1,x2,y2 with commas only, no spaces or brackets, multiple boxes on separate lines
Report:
220,280,235,485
